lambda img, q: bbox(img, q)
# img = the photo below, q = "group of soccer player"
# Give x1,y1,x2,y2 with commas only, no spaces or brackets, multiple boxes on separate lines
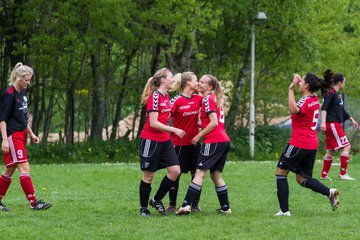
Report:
138,67,358,217
0,63,357,217
138,68,231,216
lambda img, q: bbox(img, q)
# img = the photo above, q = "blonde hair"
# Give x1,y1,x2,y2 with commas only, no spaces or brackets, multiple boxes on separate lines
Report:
171,71,196,93
141,68,171,104
204,74,223,109
9,62,33,84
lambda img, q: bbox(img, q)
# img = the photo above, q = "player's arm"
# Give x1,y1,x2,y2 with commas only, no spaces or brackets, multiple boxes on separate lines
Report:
26,124,40,144
288,74,300,114
0,121,9,154
320,93,333,132
192,112,217,144
149,111,185,138
320,110,327,132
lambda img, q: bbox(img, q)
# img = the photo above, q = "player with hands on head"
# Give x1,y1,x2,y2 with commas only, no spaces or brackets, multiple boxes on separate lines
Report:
0,62,52,211
320,69,358,181
275,73,339,217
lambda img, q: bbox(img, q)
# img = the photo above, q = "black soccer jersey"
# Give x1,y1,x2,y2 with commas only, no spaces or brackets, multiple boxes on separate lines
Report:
321,88,350,123
0,86,28,136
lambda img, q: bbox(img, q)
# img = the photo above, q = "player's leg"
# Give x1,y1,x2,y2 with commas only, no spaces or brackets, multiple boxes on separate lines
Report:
211,170,230,214
339,145,355,180
140,171,155,216
321,150,334,180
275,167,290,216
17,163,52,210
176,169,206,215
0,166,16,211
167,145,183,212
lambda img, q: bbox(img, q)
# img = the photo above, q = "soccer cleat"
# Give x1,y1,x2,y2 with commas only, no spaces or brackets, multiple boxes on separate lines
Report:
274,210,291,216
140,207,151,217
339,174,356,181
0,202,10,212
191,205,202,213
329,188,339,211
166,205,176,213
149,198,167,215
31,200,52,210
175,205,191,215
216,208,232,215
321,175,332,181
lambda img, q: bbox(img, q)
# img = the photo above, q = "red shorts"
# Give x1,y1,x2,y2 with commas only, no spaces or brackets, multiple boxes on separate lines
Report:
325,122,350,150
2,130,28,167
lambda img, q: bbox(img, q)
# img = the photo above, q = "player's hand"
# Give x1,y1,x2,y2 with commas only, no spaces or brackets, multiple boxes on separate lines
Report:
173,128,186,138
30,134,40,144
320,122,326,132
289,74,301,90
1,140,9,154
352,119,359,129
191,135,200,145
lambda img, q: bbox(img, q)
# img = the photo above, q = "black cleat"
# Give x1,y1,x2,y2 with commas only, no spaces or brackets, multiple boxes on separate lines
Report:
140,207,151,217
0,202,10,212
149,198,167,215
31,200,52,210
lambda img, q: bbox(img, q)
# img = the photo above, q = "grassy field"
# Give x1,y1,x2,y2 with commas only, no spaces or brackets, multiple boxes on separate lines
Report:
0,157,360,240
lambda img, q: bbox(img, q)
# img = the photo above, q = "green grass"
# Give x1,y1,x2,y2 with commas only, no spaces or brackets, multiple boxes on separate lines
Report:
1,158,360,239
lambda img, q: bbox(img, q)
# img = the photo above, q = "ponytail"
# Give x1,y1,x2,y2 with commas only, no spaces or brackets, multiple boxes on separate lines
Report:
205,74,223,109
9,62,33,84
170,73,182,93
140,68,171,104
170,72,196,93
321,69,345,96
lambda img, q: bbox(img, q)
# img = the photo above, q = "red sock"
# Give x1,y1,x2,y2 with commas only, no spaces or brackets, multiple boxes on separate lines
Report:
19,173,37,206
0,174,12,201
321,156,332,178
340,154,349,176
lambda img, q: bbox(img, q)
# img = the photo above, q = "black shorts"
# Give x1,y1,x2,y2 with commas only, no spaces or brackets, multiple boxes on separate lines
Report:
197,141,230,173
175,143,200,174
277,144,317,178
139,138,179,172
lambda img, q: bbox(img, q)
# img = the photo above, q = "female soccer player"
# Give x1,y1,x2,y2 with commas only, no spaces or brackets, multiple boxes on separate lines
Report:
166,72,203,213
138,68,185,216
0,63,52,211
176,74,231,215
275,73,339,217
320,69,358,181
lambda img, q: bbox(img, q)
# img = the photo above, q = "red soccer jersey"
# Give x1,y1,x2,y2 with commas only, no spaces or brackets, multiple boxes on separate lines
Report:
170,94,203,145
200,93,230,143
140,90,172,142
289,94,320,150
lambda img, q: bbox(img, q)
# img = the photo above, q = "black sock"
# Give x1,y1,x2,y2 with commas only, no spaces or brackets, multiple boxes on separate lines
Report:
191,173,201,206
139,180,151,209
276,175,289,212
181,182,202,207
154,176,175,202
216,185,230,211
168,177,179,206
302,177,330,196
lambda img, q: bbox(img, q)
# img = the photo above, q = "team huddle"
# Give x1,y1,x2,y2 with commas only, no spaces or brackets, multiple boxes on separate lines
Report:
138,68,358,217
0,64,357,216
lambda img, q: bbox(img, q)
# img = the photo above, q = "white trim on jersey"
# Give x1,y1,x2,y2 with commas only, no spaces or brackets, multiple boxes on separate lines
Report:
153,91,159,110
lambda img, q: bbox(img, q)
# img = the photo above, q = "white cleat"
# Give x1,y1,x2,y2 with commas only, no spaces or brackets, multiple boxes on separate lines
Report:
339,174,356,181
329,188,340,211
216,208,232,215
175,205,191,215
274,210,291,216
321,175,333,181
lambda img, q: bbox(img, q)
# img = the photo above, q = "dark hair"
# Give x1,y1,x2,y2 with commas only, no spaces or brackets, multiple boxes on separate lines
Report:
304,72,322,92
321,69,345,96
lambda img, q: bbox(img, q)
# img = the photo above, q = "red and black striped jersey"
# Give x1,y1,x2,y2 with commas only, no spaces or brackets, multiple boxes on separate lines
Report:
170,94,202,146
140,90,172,142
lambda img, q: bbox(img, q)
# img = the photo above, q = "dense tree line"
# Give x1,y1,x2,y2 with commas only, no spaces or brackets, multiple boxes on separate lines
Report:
0,0,359,144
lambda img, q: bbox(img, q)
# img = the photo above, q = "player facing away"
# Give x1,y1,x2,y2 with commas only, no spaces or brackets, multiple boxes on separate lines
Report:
0,63,52,211
138,68,186,216
320,69,358,181
275,73,339,217
176,74,231,215
166,72,203,213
